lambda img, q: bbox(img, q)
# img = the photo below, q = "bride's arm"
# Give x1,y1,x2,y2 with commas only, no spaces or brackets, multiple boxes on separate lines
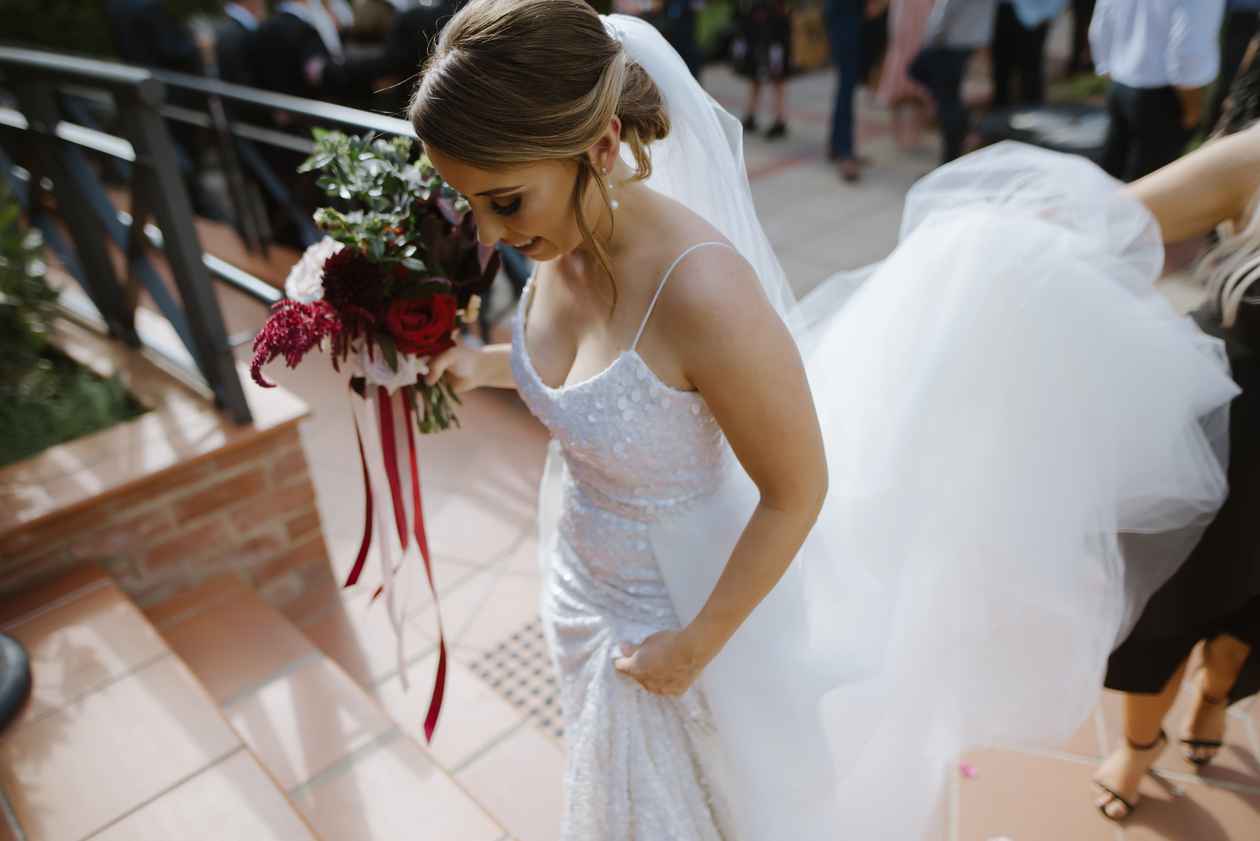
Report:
1126,123,1260,242
425,342,517,392
614,247,828,694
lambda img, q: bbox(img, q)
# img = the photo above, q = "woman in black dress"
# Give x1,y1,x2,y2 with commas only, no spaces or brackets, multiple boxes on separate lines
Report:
1091,62,1260,822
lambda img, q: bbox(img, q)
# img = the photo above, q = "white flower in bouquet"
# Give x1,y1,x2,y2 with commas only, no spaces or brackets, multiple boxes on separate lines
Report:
284,236,343,303
352,342,430,394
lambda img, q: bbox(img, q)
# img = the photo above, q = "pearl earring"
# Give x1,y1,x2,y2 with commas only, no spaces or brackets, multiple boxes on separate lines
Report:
604,167,620,210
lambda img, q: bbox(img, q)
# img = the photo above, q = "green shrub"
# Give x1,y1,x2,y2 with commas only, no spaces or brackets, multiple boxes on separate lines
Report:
0,186,145,467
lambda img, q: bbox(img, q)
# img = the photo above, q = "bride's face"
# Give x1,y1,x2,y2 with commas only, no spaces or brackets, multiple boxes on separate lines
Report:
427,148,596,264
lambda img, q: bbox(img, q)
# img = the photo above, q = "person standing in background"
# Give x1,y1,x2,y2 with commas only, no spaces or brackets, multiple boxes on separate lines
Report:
732,0,794,139
215,0,266,86
877,0,935,150
910,0,998,164
657,0,705,79
1091,0,1226,182
1092,62,1260,821
824,0,865,181
1204,0,1260,134
991,0,1066,108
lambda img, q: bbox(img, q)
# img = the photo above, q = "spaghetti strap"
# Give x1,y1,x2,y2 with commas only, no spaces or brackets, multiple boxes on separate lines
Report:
630,241,734,350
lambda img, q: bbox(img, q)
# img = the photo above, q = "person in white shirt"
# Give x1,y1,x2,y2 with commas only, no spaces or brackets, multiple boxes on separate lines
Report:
1090,0,1226,181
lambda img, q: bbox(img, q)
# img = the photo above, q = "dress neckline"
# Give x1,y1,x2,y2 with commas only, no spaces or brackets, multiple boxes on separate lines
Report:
516,277,699,398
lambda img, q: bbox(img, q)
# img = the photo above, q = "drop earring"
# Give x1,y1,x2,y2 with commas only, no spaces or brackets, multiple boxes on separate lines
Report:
603,166,620,210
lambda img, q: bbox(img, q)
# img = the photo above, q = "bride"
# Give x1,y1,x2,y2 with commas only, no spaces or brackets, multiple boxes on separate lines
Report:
410,1,1238,838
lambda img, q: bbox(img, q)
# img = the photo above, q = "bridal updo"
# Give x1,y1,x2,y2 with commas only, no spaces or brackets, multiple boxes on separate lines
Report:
408,0,669,264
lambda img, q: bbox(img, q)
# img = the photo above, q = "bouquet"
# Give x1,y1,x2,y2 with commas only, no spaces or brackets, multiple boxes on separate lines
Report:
250,131,499,741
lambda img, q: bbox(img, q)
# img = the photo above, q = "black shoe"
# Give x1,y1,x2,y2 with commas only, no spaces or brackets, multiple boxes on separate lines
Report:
765,121,787,140
742,114,758,133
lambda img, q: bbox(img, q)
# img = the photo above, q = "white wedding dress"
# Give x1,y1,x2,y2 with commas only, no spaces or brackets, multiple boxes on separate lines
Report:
502,15,1241,841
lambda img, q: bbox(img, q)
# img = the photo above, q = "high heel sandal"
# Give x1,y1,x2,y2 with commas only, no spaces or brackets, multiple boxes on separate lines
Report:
1181,667,1227,767
1093,729,1167,822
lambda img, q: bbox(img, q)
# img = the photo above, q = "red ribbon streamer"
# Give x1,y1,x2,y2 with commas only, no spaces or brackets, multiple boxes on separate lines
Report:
346,385,448,743
344,407,374,589
377,386,410,550
403,391,447,741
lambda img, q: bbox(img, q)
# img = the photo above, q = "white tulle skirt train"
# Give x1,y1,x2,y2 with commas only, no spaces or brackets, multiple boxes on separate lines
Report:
630,144,1240,839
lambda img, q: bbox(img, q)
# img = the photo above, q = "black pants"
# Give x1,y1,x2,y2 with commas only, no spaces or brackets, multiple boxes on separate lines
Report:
1100,83,1189,182
910,47,973,164
1069,0,1094,74
992,4,1049,108
1204,11,1260,134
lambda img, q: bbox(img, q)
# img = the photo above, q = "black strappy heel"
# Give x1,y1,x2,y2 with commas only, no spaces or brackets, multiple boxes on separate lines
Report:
1181,668,1227,767
1094,729,1167,822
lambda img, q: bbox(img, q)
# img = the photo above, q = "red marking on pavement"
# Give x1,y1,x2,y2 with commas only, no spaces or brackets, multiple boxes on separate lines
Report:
748,151,820,182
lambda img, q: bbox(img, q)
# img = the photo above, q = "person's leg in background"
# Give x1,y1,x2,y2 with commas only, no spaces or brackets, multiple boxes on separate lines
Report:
1099,81,1134,180
1204,11,1260,134
991,2,1019,108
1016,15,1050,105
912,46,972,164
1129,86,1191,181
763,4,794,139
1068,0,1094,75
744,78,764,131
824,0,863,177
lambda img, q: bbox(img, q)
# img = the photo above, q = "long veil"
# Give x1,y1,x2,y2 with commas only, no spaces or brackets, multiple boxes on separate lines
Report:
532,15,1240,840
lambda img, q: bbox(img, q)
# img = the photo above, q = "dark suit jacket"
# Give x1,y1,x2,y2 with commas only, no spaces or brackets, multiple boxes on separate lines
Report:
249,10,354,99
105,0,203,73
214,16,257,86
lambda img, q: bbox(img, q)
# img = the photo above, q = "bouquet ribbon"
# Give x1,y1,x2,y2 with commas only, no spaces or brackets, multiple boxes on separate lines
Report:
345,384,447,743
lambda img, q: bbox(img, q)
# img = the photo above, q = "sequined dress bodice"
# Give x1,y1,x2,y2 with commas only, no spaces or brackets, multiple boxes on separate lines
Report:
509,270,732,577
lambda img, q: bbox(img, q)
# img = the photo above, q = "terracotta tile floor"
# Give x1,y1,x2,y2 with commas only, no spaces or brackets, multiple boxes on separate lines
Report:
0,573,313,841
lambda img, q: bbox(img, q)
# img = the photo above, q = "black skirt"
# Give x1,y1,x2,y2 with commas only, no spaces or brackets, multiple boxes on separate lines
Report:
1105,300,1260,700
731,1,793,81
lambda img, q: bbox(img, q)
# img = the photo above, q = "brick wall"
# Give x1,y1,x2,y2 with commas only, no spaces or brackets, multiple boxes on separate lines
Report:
0,422,334,616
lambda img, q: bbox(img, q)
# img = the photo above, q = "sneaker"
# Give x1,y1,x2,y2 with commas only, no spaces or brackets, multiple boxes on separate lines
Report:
765,121,787,140
742,114,758,133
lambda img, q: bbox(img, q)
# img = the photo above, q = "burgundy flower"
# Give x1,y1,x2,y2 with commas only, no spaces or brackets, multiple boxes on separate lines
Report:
321,247,387,317
250,299,342,387
385,294,458,357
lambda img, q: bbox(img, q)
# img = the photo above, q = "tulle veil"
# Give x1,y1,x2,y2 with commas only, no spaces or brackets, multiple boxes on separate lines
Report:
529,14,1240,840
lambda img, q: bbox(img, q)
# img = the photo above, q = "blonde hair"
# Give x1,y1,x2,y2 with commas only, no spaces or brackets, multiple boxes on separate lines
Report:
1194,198,1260,328
407,0,670,307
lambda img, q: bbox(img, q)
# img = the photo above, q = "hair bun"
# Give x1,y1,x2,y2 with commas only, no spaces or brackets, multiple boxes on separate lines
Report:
618,61,670,147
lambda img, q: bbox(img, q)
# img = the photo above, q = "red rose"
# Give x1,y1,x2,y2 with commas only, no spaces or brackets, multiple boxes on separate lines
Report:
385,294,458,357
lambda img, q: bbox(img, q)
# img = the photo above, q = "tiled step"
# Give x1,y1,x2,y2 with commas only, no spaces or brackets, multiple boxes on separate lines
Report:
142,572,509,841
0,564,321,841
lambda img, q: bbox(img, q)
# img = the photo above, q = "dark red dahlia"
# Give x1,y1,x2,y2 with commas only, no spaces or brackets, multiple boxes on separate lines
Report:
321,247,387,316
250,299,342,387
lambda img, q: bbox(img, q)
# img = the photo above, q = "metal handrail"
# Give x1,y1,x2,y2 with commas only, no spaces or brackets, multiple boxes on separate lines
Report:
0,45,531,423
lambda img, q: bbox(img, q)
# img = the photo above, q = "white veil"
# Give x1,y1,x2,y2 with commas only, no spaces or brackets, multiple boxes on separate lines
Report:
601,14,802,332
530,14,1238,841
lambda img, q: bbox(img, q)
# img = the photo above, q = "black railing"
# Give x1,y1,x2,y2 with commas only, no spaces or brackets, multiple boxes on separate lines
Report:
0,46,530,425
0,46,255,421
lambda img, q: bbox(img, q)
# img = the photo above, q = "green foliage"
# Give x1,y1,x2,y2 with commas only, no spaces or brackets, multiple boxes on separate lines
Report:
0,186,144,467
302,131,473,273
0,193,58,385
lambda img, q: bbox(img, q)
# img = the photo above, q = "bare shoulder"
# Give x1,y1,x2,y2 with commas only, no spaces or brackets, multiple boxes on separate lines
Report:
641,195,773,330
651,239,783,358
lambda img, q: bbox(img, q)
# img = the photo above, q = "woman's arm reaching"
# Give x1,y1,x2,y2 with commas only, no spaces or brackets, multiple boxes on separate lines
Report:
612,245,828,696
1127,123,1260,243
426,341,517,392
